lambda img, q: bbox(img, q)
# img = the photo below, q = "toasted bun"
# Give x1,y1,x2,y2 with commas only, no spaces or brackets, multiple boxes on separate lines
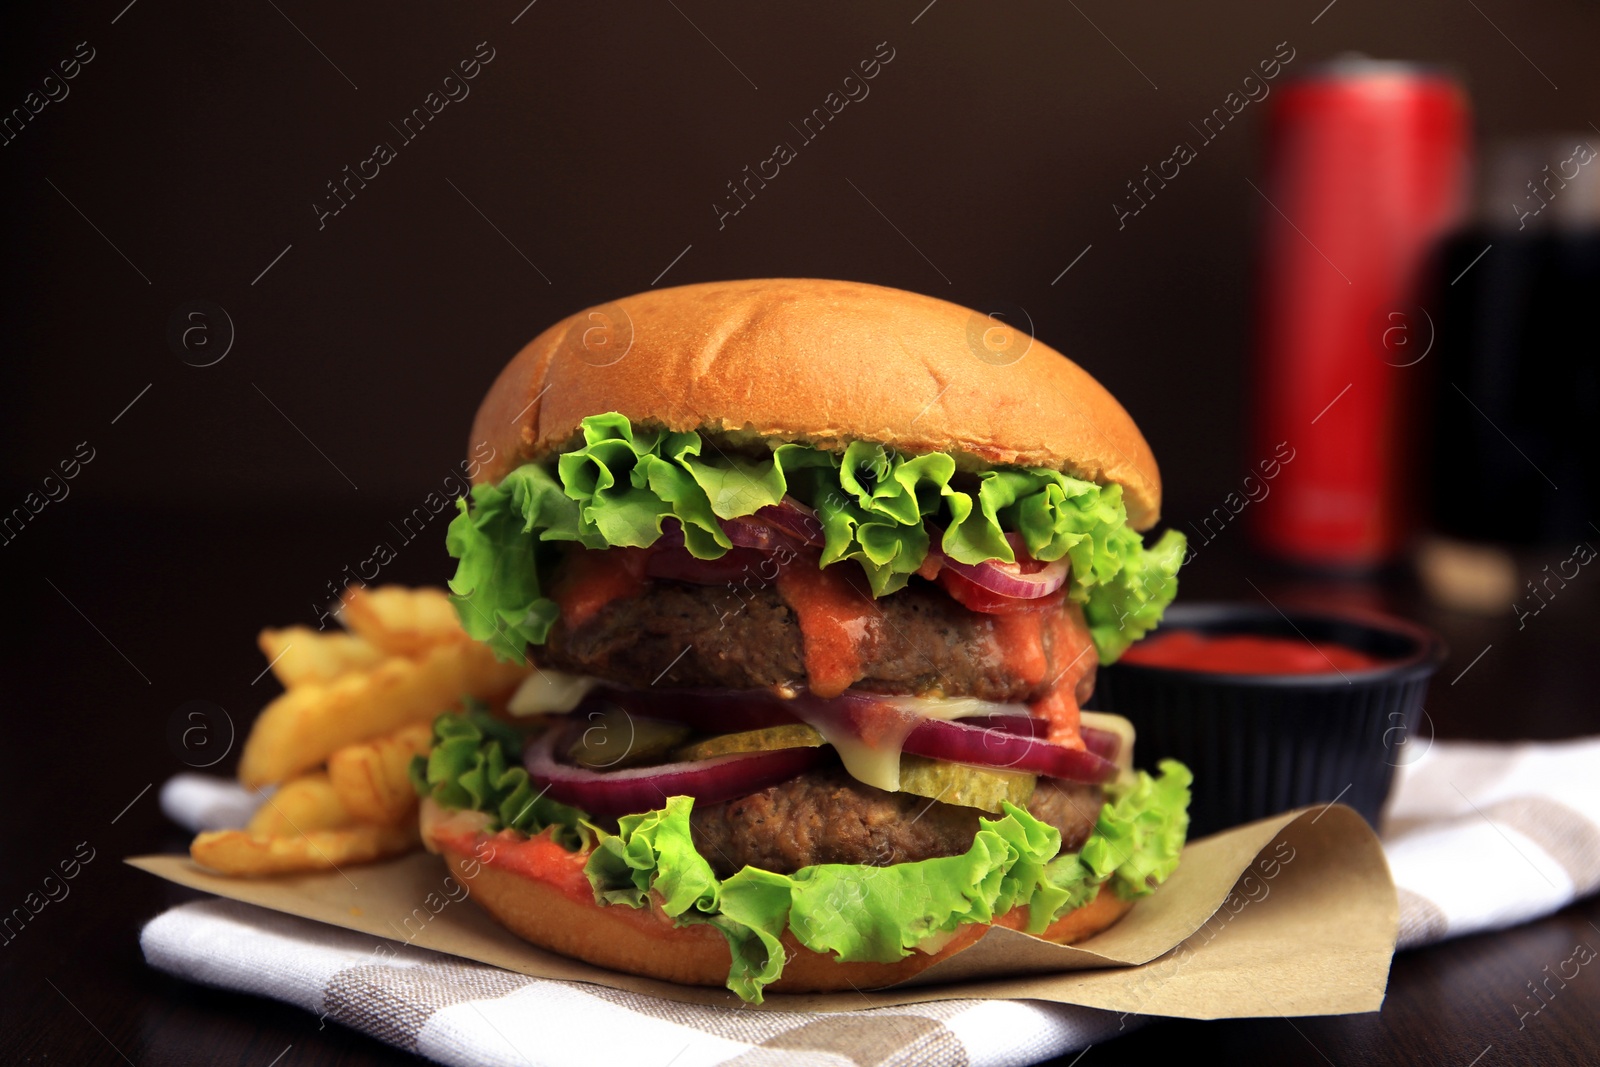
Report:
433,837,1134,995
470,279,1162,529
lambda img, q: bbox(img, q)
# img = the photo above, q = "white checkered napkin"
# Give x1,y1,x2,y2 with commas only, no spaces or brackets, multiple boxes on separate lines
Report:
147,735,1600,1066
140,899,1136,1067
1384,736,1600,948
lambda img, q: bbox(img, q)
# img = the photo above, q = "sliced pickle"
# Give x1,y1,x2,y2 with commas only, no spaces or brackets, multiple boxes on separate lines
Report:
565,709,690,769
676,723,826,760
674,724,1034,812
896,755,1036,813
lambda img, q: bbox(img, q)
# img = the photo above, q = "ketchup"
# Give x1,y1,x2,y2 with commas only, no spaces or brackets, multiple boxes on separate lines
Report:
1119,630,1383,675
775,561,880,698
549,545,650,630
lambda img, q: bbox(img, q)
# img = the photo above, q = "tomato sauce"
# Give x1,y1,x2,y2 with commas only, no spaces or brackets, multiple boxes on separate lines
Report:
551,538,1101,756
430,816,595,903
775,562,881,698
1024,601,1097,749
991,611,1048,687
429,816,694,938
939,567,1047,614
1030,687,1085,750
1119,630,1384,674
550,546,649,630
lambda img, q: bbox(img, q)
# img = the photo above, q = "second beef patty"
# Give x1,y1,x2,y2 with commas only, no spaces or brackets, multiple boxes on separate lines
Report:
688,762,1107,877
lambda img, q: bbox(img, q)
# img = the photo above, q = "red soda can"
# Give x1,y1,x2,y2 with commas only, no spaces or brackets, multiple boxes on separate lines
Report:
1249,58,1471,568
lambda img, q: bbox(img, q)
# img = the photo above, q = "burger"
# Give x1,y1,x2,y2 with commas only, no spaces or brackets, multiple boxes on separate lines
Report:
411,278,1191,1002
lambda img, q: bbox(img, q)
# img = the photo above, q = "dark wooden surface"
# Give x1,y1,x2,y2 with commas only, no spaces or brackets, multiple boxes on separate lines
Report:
2,507,1597,1066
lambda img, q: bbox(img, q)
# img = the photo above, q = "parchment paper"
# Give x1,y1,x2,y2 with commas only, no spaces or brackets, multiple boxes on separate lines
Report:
129,802,1396,1019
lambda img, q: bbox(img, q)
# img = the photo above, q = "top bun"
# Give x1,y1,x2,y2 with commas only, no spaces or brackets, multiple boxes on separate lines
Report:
470,278,1162,529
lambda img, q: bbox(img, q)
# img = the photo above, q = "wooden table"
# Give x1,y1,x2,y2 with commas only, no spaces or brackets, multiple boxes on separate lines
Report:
4,508,1596,1065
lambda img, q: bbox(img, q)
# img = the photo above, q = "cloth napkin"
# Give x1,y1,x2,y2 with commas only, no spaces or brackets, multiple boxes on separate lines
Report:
1382,736,1600,948
144,737,1600,1067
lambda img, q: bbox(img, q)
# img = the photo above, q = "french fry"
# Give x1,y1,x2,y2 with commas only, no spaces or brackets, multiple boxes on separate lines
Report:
339,585,467,658
245,771,353,836
257,626,388,688
238,639,528,789
190,823,419,877
327,723,434,826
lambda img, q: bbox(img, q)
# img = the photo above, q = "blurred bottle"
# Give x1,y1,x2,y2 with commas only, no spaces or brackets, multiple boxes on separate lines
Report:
1428,135,1600,544
1415,134,1600,613
1249,57,1472,570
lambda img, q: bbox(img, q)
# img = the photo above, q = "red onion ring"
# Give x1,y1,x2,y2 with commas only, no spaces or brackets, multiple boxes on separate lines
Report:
720,515,806,553
920,525,1068,601
641,515,814,584
579,688,1122,782
523,727,822,816
903,717,1118,781
583,689,800,734
645,545,776,585
956,715,1121,762
786,691,1119,784
955,713,1048,739
657,503,1065,607
1080,724,1121,763
752,496,826,546
937,553,1068,600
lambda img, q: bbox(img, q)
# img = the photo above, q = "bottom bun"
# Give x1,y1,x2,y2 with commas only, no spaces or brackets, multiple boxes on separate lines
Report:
431,814,1134,993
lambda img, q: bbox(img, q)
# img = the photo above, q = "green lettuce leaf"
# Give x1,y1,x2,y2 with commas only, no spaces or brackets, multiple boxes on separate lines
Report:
582,761,1192,1003
1081,527,1187,663
415,704,1191,1002
409,709,587,850
447,413,1184,663
1079,757,1192,900
444,464,577,662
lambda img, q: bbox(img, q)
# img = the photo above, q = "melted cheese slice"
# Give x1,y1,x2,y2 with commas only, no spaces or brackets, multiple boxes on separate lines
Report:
792,698,1139,794
506,672,1139,795
788,695,1028,793
789,705,917,792
506,670,601,716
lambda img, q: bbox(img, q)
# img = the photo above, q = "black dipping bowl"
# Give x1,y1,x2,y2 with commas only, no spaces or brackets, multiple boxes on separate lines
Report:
1085,602,1446,839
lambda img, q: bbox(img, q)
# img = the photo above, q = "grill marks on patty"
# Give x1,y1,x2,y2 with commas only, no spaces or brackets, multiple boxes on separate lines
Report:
688,763,1107,877
539,578,1094,703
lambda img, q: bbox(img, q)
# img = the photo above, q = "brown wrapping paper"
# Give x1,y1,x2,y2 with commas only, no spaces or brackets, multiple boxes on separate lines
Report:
129,802,1396,1019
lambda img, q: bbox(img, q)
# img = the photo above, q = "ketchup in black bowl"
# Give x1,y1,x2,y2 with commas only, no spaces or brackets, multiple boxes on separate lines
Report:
1120,631,1387,675
1086,602,1445,838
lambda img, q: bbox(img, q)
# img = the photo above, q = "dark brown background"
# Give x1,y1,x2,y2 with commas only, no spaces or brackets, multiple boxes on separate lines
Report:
4,2,1599,1065
6,0,1600,517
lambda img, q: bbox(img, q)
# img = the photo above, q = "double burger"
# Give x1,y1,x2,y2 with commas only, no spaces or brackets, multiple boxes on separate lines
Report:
412,278,1191,1002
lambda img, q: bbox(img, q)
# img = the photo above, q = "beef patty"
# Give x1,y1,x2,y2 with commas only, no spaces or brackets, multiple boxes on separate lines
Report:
540,578,1095,704
689,763,1106,877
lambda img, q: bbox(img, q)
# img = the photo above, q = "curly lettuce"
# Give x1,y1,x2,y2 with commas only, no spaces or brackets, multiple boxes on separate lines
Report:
408,708,587,849
410,712,1191,1003
448,412,1184,663
587,761,1191,1002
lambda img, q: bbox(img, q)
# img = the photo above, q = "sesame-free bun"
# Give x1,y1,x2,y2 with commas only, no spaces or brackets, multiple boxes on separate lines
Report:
470,278,1163,529
434,838,1134,995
